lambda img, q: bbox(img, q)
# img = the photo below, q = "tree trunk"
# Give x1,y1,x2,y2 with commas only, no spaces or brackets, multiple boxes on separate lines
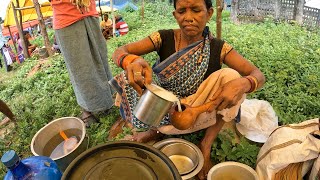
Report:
295,0,305,25
231,0,239,24
216,0,223,39
33,0,53,56
12,2,29,59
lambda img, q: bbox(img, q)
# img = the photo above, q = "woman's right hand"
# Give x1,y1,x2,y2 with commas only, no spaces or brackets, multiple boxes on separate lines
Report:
125,58,153,95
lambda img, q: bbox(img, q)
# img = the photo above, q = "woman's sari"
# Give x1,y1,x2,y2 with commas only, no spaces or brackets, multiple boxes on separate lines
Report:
111,37,212,129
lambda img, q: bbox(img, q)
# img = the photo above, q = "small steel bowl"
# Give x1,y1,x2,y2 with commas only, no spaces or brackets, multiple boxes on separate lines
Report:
160,142,199,175
207,161,259,180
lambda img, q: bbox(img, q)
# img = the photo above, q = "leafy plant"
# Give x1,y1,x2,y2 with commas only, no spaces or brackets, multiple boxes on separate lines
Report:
0,1,319,178
211,130,260,168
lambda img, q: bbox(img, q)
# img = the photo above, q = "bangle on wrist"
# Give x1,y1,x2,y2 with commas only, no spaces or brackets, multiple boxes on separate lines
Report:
121,54,140,70
116,53,129,67
245,75,258,93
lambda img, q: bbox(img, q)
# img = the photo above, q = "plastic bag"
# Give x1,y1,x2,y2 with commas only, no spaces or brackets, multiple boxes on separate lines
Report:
236,99,278,143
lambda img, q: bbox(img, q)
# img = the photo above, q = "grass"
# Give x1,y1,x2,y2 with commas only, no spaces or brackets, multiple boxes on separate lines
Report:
0,1,319,177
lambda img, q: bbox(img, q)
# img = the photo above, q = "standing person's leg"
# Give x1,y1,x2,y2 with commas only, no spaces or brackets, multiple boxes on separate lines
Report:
55,17,114,126
0,100,15,122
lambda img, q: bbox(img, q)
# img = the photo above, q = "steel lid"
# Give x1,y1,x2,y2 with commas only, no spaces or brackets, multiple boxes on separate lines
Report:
62,141,181,180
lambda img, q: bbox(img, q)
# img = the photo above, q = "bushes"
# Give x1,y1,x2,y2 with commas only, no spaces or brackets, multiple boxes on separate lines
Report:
0,1,319,177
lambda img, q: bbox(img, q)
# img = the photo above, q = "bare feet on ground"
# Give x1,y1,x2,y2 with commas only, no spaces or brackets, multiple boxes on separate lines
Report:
108,119,163,143
197,143,214,180
0,117,10,127
131,129,163,143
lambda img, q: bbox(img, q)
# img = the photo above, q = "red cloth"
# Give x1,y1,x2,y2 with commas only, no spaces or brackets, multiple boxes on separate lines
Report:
116,21,129,35
51,0,99,30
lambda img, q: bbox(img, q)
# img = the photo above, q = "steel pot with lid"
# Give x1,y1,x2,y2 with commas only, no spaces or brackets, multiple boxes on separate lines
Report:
62,141,181,180
133,83,179,127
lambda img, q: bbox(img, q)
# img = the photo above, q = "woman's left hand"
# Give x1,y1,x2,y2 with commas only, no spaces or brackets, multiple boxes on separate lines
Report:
207,78,249,112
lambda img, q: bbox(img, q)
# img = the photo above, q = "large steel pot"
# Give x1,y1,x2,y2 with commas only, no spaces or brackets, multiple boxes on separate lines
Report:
133,84,178,127
31,117,87,172
62,141,182,180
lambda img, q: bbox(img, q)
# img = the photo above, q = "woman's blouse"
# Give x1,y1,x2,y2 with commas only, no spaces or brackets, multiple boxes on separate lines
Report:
149,29,233,79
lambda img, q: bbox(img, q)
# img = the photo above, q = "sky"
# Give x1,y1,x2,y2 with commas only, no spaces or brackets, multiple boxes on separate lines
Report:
0,0,319,20
0,0,11,20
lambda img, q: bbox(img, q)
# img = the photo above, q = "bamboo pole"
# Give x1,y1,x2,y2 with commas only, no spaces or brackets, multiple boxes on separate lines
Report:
141,0,145,21
14,4,51,10
8,26,18,53
12,2,29,59
216,0,223,39
111,0,115,37
16,0,29,58
32,0,53,56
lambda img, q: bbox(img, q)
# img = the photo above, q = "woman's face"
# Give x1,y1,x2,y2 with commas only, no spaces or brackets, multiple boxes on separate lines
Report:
173,0,213,38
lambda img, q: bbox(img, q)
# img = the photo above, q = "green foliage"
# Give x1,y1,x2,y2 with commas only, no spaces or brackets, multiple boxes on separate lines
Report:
211,130,260,168
0,1,320,178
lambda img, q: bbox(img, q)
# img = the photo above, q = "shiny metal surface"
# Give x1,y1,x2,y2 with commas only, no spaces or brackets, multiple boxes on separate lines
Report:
154,138,204,180
207,162,259,180
62,141,182,180
161,143,199,175
31,117,88,172
133,84,177,127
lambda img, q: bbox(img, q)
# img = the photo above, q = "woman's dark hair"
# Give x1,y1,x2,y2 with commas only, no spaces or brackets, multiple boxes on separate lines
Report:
173,0,213,9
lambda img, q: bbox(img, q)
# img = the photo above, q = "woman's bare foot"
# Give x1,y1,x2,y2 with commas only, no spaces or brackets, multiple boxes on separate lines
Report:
132,129,163,143
197,143,214,180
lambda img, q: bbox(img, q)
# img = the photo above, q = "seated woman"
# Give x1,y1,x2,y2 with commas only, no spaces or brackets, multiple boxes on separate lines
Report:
111,0,265,179
17,31,37,56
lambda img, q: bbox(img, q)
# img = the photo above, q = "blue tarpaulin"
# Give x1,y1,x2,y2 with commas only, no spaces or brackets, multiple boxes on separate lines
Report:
96,0,138,11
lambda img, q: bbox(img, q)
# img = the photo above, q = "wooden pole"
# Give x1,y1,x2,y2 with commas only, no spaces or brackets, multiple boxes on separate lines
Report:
274,0,281,19
216,0,223,39
14,4,51,10
230,0,239,23
111,0,115,37
16,0,30,58
295,0,305,25
141,0,145,21
12,2,29,59
32,0,53,56
7,26,18,53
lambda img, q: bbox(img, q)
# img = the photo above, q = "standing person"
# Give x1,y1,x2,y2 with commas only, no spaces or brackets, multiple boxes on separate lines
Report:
111,0,265,178
0,43,15,72
50,0,114,126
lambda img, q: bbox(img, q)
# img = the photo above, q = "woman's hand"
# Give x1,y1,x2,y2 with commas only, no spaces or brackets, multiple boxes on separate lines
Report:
125,58,153,95
207,78,250,112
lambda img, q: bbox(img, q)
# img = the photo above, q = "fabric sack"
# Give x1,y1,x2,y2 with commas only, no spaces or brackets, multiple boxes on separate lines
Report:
256,118,320,180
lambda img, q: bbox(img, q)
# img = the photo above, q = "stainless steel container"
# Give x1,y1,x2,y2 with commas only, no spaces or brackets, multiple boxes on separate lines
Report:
31,117,88,172
133,84,178,127
154,138,204,180
207,162,259,180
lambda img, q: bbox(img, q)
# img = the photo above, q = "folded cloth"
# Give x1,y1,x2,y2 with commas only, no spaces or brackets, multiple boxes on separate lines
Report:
158,68,245,135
